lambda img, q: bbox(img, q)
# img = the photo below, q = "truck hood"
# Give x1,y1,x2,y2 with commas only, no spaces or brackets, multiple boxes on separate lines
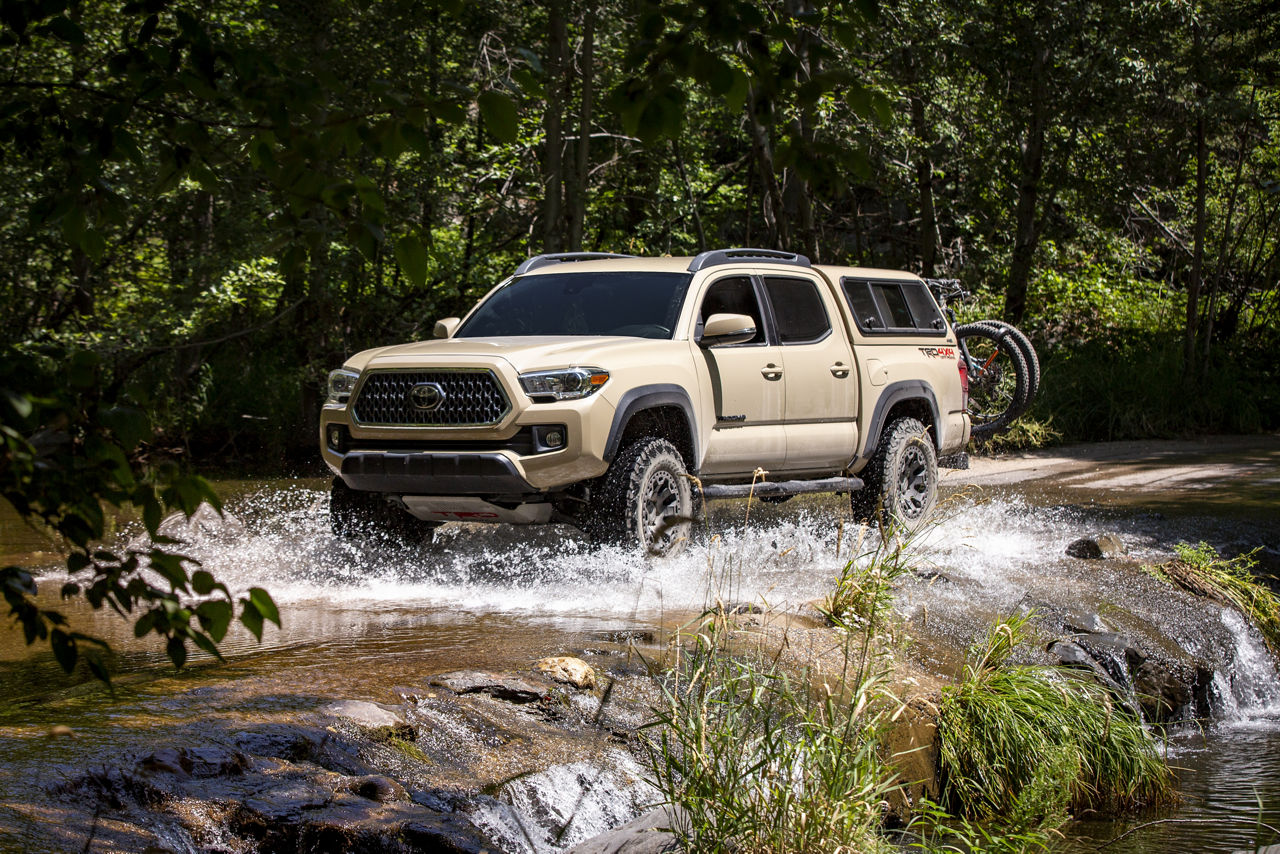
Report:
346,336,684,374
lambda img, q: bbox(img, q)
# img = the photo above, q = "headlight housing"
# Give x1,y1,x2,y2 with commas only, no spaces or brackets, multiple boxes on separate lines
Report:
326,369,360,405
519,367,609,402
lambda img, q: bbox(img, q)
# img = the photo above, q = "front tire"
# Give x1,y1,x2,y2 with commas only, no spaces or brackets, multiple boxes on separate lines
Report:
587,437,693,556
851,416,938,531
329,478,437,543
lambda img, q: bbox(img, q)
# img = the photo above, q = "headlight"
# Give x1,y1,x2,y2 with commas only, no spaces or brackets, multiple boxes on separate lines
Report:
326,369,360,405
519,367,609,402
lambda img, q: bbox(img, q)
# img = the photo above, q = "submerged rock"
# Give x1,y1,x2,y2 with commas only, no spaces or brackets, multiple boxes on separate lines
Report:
430,670,548,704
537,656,599,690
322,700,417,741
1066,533,1128,559
566,806,682,853
1048,633,1213,722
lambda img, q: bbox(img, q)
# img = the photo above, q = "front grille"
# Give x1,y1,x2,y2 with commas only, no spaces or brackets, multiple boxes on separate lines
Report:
351,370,510,426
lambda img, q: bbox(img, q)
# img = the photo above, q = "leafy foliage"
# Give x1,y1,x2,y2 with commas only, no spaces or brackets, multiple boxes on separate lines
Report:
1,346,279,677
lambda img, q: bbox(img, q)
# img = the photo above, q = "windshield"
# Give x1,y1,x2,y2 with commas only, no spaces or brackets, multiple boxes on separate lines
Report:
455,271,692,339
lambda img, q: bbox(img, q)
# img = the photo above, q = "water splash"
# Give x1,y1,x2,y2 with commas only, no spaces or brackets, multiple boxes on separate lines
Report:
462,752,654,853
1211,607,1280,722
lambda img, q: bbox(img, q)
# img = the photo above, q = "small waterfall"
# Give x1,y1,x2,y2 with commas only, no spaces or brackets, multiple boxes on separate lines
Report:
1212,607,1280,721
462,752,655,853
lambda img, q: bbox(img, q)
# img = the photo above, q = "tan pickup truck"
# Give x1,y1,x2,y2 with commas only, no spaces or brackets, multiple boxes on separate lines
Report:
320,248,970,555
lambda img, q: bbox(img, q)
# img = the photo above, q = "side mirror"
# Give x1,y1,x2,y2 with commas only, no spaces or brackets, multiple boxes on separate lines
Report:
433,317,461,339
698,313,757,348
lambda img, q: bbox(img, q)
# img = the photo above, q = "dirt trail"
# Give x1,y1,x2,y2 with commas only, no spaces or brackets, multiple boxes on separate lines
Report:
945,434,1280,517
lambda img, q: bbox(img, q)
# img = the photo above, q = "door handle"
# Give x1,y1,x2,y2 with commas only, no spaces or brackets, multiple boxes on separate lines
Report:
761,363,783,380
830,362,850,378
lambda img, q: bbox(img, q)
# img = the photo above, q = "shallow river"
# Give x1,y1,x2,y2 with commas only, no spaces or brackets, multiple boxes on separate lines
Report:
2,437,1279,852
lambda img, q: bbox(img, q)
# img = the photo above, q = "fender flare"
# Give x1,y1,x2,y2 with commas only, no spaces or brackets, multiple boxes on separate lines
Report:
604,384,699,468
860,380,941,460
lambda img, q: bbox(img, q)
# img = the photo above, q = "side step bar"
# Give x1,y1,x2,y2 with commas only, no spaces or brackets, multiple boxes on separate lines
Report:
701,476,863,501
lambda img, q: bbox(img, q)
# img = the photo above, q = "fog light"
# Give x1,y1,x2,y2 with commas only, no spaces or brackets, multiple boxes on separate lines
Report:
531,424,568,453
327,425,345,452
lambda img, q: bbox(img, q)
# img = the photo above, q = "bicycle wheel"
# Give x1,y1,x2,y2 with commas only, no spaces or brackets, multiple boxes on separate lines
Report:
955,322,1031,439
967,320,1040,413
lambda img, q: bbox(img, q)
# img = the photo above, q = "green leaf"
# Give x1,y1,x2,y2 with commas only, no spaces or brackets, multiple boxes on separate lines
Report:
395,236,429,287
99,405,152,449
1,389,32,419
191,570,217,595
134,610,157,638
166,635,188,669
239,601,264,640
149,551,190,591
847,84,873,119
42,15,86,45
477,91,518,144
51,629,77,672
196,599,233,642
190,631,223,661
248,587,280,627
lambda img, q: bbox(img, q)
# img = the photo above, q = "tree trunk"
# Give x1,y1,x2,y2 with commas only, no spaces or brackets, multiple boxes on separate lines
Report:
541,0,567,253
909,84,938,277
1004,47,1049,325
566,3,594,251
745,90,788,250
1202,88,1254,370
1185,102,1207,374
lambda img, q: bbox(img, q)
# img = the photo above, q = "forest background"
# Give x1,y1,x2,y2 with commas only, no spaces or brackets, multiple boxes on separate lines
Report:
2,0,1279,472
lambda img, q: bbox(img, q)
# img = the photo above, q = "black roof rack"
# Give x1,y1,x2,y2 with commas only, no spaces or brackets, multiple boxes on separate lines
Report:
513,252,638,275
687,248,812,272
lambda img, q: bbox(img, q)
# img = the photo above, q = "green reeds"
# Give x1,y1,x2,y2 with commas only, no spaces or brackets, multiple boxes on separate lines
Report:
937,614,1174,823
1145,542,1280,654
644,610,898,854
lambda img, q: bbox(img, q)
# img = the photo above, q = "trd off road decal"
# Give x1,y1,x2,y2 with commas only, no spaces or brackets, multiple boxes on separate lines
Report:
918,346,957,359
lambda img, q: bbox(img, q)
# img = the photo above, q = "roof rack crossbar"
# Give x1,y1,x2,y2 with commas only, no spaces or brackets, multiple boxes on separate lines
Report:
514,252,639,275
687,247,812,272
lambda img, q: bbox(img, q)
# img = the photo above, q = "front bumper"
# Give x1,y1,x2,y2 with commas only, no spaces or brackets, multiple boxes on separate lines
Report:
339,451,535,494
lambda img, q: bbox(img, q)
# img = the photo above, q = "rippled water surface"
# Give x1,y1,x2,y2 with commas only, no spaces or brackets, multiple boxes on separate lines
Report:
1,442,1279,852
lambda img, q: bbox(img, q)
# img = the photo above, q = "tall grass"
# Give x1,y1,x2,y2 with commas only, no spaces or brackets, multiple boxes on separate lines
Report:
644,503,1176,853
644,613,899,854
645,515,908,853
936,614,1174,823
1145,541,1280,654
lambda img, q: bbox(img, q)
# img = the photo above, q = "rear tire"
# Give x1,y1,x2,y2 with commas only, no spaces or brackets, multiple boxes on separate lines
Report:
586,437,693,556
955,322,1031,439
967,320,1039,414
329,478,437,543
851,416,938,531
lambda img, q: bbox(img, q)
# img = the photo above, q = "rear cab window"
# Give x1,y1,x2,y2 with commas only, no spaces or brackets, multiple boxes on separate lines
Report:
840,277,947,336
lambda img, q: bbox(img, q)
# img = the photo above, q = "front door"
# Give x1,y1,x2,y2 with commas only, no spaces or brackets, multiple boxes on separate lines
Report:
696,275,786,476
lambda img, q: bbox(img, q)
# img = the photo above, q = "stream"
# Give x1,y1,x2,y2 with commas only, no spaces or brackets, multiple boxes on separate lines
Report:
1,436,1279,852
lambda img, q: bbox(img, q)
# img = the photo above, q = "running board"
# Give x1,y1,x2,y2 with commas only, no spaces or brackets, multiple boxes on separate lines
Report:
701,476,864,501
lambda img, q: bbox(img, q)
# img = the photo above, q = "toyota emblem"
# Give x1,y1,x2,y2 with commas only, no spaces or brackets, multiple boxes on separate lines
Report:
408,382,446,411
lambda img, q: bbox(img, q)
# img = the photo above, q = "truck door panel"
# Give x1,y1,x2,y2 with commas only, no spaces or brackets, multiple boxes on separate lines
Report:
695,275,786,475
762,275,859,471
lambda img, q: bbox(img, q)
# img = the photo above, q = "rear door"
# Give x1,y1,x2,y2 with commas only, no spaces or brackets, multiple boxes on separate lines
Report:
762,274,859,472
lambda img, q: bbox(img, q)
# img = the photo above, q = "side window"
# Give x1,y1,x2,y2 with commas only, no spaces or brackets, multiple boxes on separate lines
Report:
841,278,946,335
699,276,766,345
763,276,831,344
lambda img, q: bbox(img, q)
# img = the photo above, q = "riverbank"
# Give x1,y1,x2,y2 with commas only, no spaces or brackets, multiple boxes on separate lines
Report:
1,437,1279,851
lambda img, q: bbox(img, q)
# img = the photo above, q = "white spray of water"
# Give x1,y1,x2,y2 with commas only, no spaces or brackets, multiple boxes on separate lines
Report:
462,752,655,853
1212,607,1280,723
